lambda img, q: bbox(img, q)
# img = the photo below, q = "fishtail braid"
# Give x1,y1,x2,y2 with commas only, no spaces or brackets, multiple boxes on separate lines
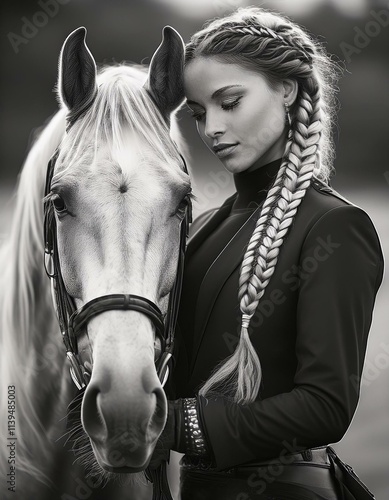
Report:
240,87,322,332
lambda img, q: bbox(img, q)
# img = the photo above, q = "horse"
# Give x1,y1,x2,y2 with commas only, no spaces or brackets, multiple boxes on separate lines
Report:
0,26,190,500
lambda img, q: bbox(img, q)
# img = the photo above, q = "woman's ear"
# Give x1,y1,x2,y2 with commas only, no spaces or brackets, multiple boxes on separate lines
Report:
282,79,298,106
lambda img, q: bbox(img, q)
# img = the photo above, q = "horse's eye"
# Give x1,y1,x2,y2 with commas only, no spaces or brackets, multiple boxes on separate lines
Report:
52,195,67,214
176,196,190,218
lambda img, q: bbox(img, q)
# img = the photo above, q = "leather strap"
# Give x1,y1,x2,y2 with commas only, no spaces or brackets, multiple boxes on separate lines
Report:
69,294,165,347
181,446,330,473
239,445,330,469
234,464,335,490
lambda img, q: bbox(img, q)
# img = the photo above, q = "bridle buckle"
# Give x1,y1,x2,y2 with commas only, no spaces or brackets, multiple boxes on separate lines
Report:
67,351,87,390
44,251,55,278
157,352,173,388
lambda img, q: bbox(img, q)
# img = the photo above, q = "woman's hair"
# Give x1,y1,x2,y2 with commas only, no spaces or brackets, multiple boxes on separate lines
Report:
185,7,341,404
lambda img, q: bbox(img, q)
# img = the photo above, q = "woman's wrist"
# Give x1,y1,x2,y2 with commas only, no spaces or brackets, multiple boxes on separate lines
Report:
182,397,210,457
170,397,210,456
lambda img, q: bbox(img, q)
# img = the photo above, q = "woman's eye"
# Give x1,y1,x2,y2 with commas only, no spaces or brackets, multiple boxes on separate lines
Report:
52,195,67,214
221,97,242,111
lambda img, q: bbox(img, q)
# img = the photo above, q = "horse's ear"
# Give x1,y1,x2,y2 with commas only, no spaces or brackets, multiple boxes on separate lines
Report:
144,26,185,118
58,27,97,113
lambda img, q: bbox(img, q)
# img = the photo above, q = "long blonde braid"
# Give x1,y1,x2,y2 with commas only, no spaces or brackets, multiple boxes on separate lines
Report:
185,8,341,404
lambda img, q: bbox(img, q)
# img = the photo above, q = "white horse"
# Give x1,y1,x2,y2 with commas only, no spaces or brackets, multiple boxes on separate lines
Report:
0,26,190,499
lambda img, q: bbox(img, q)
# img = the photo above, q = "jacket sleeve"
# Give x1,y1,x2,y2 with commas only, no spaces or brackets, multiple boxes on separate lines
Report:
197,205,384,471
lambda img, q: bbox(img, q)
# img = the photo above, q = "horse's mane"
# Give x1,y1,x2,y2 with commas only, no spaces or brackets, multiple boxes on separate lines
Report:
0,107,67,483
0,63,186,486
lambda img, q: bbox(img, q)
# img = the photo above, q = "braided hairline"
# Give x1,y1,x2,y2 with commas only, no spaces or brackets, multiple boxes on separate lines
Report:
222,24,313,65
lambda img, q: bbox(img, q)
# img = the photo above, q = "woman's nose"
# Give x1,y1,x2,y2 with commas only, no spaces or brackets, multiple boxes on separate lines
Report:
203,112,225,139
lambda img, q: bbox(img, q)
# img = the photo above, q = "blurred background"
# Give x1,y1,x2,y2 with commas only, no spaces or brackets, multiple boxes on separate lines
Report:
0,0,388,498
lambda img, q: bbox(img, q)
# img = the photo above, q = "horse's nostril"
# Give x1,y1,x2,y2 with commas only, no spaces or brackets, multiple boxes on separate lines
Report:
148,386,167,438
82,384,107,442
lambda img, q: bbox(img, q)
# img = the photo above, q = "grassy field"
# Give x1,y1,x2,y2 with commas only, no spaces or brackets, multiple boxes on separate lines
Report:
1,185,387,499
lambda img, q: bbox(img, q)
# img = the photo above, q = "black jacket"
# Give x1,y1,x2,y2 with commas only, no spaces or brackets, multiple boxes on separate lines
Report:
172,177,384,471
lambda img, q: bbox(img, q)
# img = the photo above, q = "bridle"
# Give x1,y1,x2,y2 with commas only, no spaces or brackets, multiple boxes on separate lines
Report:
43,142,192,391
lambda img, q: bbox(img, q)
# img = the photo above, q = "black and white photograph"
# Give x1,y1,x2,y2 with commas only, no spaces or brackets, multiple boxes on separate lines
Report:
0,1,388,499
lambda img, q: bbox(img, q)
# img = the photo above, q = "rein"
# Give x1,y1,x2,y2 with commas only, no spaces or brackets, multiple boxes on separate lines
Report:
43,146,192,391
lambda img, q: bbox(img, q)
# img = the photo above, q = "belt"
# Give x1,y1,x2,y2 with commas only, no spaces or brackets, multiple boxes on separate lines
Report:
238,445,330,469
181,446,338,493
181,446,330,474
234,447,334,490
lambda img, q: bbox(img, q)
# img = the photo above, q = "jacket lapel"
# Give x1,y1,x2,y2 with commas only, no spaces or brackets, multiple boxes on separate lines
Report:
189,202,264,375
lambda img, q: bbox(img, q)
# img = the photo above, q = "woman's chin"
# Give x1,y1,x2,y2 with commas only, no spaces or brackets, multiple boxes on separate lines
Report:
219,157,250,174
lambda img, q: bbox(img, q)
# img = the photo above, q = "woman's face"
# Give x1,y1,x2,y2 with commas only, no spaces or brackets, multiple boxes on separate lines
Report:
184,57,288,174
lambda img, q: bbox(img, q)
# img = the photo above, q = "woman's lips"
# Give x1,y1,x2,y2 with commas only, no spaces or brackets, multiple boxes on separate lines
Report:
213,143,239,158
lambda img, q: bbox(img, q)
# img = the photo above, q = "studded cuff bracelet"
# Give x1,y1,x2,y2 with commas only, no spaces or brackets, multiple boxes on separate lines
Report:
183,398,209,457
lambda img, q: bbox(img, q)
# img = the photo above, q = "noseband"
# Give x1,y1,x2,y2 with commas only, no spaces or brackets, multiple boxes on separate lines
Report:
43,147,191,391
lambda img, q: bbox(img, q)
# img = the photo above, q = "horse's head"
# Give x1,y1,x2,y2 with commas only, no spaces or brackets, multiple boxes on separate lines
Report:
46,27,189,473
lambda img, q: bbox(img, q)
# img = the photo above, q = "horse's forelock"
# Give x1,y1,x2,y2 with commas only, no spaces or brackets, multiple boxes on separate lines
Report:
58,64,185,177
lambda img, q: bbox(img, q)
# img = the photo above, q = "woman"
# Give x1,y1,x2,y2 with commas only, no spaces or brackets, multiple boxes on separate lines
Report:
150,7,384,500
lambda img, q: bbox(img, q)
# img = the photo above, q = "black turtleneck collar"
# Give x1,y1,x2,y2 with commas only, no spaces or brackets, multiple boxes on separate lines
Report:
231,157,282,211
